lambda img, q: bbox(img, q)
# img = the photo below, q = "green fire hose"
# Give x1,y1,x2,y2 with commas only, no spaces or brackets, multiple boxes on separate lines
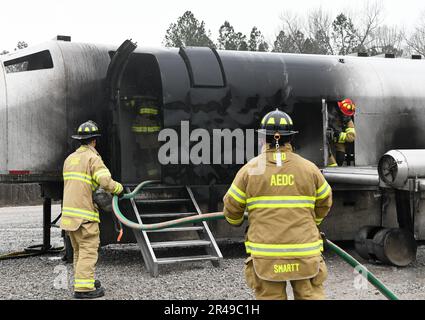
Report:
112,180,399,300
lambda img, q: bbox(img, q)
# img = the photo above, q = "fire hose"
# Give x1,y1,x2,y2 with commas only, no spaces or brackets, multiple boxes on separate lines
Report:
112,180,399,300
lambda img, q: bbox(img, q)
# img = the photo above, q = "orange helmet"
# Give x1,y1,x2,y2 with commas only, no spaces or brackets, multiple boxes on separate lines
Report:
337,98,356,116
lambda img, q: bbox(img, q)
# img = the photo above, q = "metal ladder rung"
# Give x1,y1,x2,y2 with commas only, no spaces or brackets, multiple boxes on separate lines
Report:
150,240,211,249
156,255,220,265
123,184,222,277
147,226,204,233
126,185,185,190
139,212,197,218
135,198,191,204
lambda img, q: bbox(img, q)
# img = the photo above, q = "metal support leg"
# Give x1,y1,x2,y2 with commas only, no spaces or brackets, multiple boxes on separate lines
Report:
395,190,414,233
43,198,52,251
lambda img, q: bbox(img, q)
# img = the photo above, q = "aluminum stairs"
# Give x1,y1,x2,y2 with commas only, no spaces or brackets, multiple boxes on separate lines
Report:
124,184,223,277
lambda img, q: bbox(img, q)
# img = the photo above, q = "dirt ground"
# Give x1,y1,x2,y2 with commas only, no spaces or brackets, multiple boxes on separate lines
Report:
1,205,424,300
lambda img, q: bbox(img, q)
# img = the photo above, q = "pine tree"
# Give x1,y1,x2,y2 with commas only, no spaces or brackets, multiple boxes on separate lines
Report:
163,11,215,48
248,27,269,51
217,21,248,51
332,13,359,55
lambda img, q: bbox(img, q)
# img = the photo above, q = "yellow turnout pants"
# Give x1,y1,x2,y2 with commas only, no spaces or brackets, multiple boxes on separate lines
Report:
68,222,100,292
245,258,328,300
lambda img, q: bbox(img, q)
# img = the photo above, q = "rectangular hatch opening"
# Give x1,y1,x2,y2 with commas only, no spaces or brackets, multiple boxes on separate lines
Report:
4,50,53,73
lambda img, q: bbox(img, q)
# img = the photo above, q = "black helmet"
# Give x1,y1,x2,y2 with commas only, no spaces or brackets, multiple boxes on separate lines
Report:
259,109,298,136
71,120,101,140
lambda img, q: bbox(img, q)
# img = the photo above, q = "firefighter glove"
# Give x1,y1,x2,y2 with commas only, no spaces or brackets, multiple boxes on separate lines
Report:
320,232,328,251
332,130,341,143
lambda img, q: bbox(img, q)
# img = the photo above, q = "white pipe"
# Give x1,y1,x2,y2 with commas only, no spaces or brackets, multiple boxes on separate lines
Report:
323,172,379,186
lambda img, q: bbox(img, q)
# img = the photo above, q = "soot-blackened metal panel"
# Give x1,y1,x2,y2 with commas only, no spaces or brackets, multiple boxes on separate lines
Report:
344,57,425,166
179,47,225,88
157,50,333,185
59,42,112,164
0,41,112,175
280,54,345,165
50,45,425,187
4,42,67,172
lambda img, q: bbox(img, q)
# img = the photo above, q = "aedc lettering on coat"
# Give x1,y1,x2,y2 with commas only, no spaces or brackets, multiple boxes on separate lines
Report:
271,174,295,186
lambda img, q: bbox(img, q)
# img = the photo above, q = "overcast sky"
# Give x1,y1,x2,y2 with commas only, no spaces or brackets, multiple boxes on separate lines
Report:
1,0,424,51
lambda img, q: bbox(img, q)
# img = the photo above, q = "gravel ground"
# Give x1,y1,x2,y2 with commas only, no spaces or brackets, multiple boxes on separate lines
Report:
1,205,425,300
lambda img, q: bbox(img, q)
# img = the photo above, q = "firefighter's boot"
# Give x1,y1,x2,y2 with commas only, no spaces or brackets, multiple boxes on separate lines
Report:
74,287,105,299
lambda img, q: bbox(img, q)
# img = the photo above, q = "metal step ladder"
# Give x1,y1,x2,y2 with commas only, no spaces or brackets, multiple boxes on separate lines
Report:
124,184,223,277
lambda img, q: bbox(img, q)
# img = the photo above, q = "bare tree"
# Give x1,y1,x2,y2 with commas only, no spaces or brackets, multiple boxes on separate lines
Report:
355,0,385,52
274,1,403,56
276,9,334,55
279,12,307,53
307,7,334,55
370,25,405,56
406,12,425,56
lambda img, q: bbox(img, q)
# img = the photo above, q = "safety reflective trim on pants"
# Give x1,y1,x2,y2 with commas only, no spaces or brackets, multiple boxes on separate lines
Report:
225,214,244,226
246,196,315,209
316,182,331,200
227,183,246,204
93,169,111,183
345,127,355,134
245,240,323,257
62,207,100,222
139,108,159,115
74,279,95,289
131,126,161,133
338,132,347,143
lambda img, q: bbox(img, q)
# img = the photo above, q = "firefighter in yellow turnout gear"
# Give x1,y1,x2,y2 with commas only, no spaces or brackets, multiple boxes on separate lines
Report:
124,96,161,179
60,120,123,299
224,109,333,300
327,98,356,167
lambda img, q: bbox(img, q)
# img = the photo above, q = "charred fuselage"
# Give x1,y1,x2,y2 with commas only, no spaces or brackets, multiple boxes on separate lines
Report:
1,40,425,243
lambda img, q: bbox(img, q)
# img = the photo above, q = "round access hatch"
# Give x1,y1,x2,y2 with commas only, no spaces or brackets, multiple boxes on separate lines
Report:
378,154,399,185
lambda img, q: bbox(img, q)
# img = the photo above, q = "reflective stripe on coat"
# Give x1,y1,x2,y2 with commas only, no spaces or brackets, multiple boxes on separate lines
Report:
60,145,123,231
223,143,332,281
